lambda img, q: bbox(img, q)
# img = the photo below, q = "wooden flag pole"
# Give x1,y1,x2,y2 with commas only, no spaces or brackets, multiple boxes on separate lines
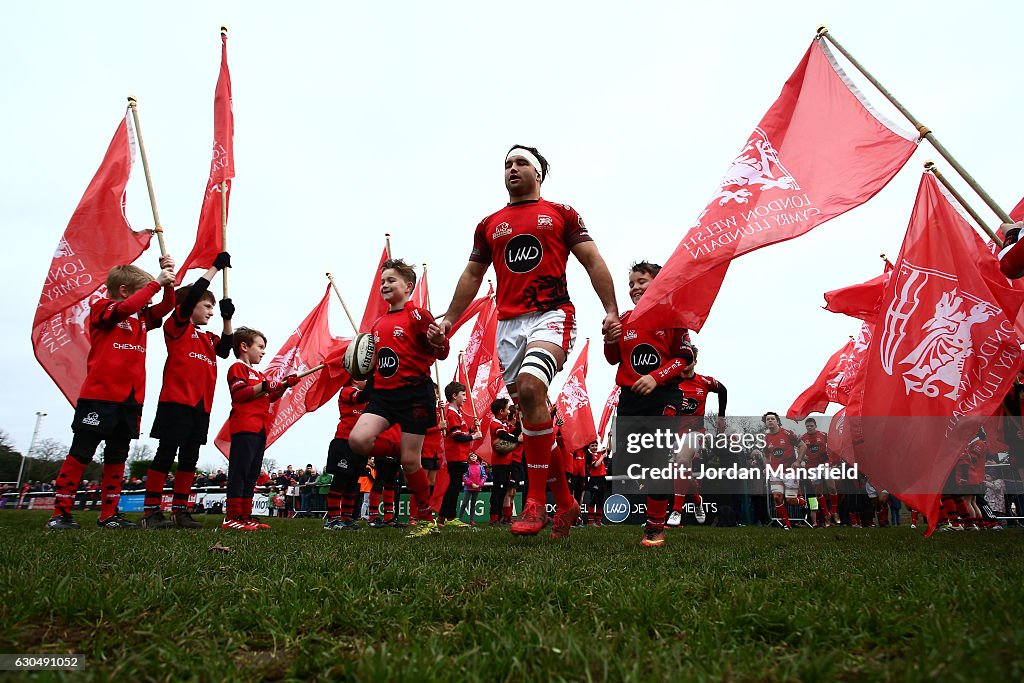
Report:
297,364,325,379
423,261,445,410
924,161,1003,246
326,272,359,334
816,26,1014,227
219,27,231,299
126,96,167,257
385,232,392,258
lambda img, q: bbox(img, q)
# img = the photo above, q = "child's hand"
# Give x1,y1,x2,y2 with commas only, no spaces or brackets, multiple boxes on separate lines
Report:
159,254,175,271
156,267,175,286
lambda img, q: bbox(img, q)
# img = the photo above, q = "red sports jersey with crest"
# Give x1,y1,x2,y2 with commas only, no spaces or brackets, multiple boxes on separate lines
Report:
678,373,723,432
444,404,471,463
490,417,516,466
371,303,449,390
765,429,802,468
589,449,608,477
422,405,444,458
334,386,367,440
801,431,829,467
158,313,220,412
77,280,173,404
605,310,691,387
227,362,272,434
470,198,593,319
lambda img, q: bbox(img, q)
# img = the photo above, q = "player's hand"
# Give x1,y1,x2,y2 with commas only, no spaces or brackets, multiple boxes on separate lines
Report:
219,298,235,320
156,267,175,286
601,313,622,343
631,375,657,396
159,254,175,271
471,430,483,439
427,318,451,346
213,251,232,270
284,374,300,387
265,379,284,393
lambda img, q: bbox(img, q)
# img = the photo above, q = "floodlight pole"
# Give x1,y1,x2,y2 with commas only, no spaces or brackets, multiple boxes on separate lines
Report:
17,412,46,490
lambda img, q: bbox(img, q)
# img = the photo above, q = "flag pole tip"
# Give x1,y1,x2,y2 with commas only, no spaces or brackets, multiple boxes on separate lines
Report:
923,160,935,170
127,95,137,104
815,24,829,37
221,26,228,34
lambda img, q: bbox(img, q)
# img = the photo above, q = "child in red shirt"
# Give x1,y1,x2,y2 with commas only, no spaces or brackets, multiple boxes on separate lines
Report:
47,258,175,530
222,327,298,530
141,252,233,530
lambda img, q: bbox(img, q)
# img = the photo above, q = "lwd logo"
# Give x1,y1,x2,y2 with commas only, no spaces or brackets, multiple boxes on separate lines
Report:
603,494,631,524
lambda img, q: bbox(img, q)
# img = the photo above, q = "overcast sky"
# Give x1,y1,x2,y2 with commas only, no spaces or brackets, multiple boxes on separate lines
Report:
3,1,1021,474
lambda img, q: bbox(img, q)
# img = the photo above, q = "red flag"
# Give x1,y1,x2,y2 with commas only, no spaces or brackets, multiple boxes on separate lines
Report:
555,341,598,454
448,284,494,336
302,337,353,412
823,268,892,322
846,174,1024,535
215,284,344,456
631,40,917,332
597,385,621,443
31,113,152,405
359,246,390,333
462,297,498,388
411,266,430,310
787,322,871,420
176,32,235,283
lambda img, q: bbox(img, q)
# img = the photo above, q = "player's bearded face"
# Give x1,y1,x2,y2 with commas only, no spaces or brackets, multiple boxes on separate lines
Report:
505,156,540,194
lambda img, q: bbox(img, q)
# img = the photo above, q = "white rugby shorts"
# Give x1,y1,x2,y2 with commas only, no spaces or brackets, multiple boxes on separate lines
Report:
497,308,577,386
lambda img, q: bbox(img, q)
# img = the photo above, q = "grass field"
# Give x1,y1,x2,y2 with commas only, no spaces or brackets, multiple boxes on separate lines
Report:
1,511,1022,682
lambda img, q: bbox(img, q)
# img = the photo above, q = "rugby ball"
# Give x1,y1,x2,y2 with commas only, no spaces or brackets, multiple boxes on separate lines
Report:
344,333,376,380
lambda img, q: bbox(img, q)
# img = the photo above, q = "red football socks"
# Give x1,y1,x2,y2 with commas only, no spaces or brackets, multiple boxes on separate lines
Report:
53,456,87,517
99,463,125,520
523,420,554,505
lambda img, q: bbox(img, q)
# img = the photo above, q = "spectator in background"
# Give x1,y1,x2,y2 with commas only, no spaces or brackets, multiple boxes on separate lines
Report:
298,464,317,517
213,469,227,488
315,470,333,514
459,453,488,525
256,469,271,487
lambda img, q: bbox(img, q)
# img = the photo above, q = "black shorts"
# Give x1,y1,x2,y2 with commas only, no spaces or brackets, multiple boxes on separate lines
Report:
617,385,684,418
326,438,367,478
72,399,143,439
421,456,441,471
509,461,525,488
364,384,437,435
151,402,212,444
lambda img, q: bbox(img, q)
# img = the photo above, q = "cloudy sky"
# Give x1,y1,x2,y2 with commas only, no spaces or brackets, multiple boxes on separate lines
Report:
3,1,1021,473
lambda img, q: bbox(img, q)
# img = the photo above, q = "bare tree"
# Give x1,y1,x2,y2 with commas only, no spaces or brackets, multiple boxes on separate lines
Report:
129,442,155,462
263,457,278,473
33,438,68,461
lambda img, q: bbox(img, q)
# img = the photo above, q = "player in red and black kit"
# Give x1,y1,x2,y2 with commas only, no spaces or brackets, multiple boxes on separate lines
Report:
669,348,727,527
800,417,838,527
488,398,520,525
223,327,299,531
141,252,233,530
604,261,695,547
420,387,445,493
438,381,482,527
47,258,176,530
430,145,620,539
349,258,450,538
763,411,808,530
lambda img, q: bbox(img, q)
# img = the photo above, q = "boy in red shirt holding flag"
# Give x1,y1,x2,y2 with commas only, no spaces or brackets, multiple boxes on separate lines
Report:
47,257,176,530
141,252,233,529
222,327,299,530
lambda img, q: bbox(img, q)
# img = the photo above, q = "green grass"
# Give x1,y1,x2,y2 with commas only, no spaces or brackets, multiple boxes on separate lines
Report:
1,511,1022,682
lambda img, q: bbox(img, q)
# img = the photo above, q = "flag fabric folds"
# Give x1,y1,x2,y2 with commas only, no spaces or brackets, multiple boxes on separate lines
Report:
32,112,152,405
631,39,918,332
845,174,1024,535
555,340,598,455
176,31,235,283
359,247,390,333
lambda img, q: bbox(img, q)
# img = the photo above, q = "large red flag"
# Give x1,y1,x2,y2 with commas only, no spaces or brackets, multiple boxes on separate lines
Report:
411,265,430,310
215,285,344,456
176,31,234,284
787,322,872,420
359,246,390,333
846,174,1024,535
302,338,353,413
462,297,498,388
631,39,918,332
597,385,621,443
31,112,152,405
823,263,893,322
448,284,494,336
555,341,598,454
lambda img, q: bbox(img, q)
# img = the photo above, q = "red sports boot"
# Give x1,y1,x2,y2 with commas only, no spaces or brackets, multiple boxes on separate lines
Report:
550,501,581,540
510,499,548,536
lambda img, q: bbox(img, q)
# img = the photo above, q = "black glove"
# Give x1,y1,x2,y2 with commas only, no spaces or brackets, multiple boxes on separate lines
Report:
213,251,232,270
219,298,235,320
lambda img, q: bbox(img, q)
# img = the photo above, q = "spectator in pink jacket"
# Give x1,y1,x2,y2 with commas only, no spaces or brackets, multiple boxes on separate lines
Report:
459,453,488,525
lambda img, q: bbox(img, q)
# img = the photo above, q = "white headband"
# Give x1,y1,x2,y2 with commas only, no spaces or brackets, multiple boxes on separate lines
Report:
506,148,543,179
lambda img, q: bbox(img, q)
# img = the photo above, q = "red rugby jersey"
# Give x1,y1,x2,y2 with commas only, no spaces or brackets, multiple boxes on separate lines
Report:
605,310,691,387
589,449,608,477
334,386,367,440
227,361,272,435
444,404,471,463
158,313,220,413
470,198,593,319
489,417,516,466
801,431,829,467
678,373,723,432
764,428,802,468
78,281,174,405
422,405,444,458
371,303,449,390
